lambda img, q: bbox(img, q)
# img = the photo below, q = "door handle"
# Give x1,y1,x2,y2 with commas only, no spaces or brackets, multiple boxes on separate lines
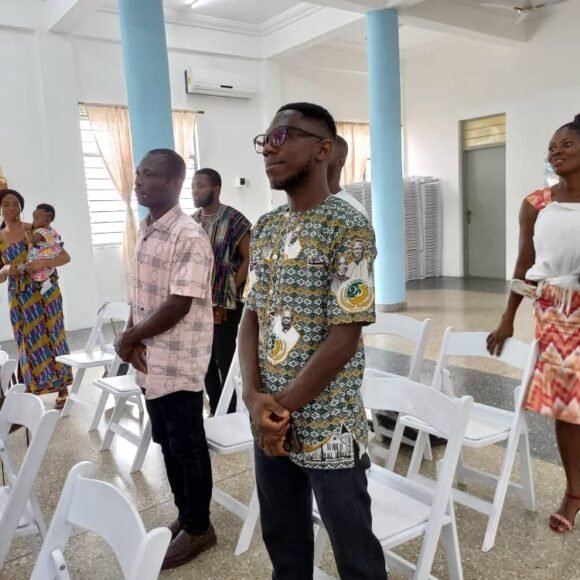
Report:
466,209,472,225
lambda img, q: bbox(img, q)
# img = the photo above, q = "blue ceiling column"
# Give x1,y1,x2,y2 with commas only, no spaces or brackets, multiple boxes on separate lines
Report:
367,8,406,311
119,0,175,219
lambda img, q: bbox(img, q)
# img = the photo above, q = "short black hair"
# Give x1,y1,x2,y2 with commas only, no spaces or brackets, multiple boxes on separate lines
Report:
558,114,580,137
336,135,349,154
37,203,55,221
195,168,222,188
277,102,337,140
146,149,187,180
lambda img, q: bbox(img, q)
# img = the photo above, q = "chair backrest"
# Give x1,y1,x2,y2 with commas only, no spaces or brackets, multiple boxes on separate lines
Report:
30,462,171,580
432,328,538,404
0,385,60,569
214,346,246,416
0,359,17,396
84,301,131,353
0,350,8,367
363,313,432,381
363,377,472,576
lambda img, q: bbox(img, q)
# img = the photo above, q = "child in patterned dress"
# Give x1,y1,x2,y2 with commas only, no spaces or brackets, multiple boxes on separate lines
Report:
24,203,64,295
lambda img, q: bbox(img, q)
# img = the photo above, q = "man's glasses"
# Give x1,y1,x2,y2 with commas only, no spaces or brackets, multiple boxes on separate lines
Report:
253,125,325,154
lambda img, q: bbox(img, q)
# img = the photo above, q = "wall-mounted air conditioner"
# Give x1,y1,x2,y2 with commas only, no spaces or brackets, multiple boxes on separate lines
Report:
185,69,256,100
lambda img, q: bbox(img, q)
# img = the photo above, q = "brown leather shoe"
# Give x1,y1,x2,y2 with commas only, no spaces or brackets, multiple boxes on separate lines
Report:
161,524,217,570
168,518,182,540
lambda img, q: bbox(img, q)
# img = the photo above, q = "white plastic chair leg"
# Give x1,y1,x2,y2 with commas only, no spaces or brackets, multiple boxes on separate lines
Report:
313,524,330,568
60,368,86,418
481,425,524,552
407,430,429,477
89,389,109,432
518,430,536,512
132,394,144,416
385,416,406,471
234,486,260,556
100,398,127,451
130,418,152,473
441,500,464,580
423,437,434,461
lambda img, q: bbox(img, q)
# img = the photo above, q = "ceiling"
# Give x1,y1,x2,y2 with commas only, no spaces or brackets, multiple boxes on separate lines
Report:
330,19,455,53
162,0,301,25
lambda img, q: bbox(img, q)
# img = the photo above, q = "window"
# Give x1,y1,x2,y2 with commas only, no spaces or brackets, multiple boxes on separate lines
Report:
462,114,506,150
79,105,198,246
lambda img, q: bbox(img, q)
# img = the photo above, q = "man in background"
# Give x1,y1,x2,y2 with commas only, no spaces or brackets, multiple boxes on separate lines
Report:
327,135,369,218
192,168,251,415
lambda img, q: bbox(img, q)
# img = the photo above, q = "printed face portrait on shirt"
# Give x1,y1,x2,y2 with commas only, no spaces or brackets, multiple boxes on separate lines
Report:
268,310,300,365
284,224,302,259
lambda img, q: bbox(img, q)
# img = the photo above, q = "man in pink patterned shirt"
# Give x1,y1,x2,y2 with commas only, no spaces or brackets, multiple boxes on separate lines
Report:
115,149,215,570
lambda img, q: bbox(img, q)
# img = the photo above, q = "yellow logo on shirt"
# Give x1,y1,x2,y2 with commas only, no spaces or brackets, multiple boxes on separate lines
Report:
337,279,374,312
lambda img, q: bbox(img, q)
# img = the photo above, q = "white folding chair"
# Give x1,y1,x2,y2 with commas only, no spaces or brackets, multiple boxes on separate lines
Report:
97,368,151,473
89,354,144,432
394,329,539,552
58,301,130,418
0,385,60,569
204,348,259,556
313,377,473,580
0,358,17,396
363,313,433,466
30,462,171,580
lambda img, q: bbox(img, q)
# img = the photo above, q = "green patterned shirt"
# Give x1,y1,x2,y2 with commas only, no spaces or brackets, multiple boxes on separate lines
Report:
245,195,376,469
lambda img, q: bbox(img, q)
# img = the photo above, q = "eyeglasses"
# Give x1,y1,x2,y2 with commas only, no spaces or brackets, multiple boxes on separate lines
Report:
253,125,325,154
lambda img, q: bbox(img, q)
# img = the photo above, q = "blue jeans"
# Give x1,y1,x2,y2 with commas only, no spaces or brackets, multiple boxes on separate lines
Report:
146,390,213,534
254,445,387,580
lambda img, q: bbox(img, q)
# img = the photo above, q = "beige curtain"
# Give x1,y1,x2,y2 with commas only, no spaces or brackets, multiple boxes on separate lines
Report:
172,110,198,166
85,105,137,277
336,121,371,185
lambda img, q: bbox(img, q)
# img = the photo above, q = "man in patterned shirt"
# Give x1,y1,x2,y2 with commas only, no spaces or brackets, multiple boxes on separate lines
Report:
115,149,216,570
192,168,251,415
239,104,387,579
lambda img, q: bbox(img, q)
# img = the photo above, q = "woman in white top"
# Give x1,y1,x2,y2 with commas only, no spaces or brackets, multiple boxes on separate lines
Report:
488,115,580,534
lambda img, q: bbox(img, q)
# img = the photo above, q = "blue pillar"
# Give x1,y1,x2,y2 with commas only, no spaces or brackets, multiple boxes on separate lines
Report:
119,0,174,218
367,9,406,311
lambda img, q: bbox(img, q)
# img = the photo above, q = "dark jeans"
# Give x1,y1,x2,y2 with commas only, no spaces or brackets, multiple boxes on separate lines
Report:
146,390,213,535
255,445,387,580
205,302,243,415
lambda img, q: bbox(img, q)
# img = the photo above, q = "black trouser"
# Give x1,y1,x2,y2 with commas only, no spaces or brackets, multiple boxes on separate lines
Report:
146,391,213,534
204,302,243,415
255,445,388,580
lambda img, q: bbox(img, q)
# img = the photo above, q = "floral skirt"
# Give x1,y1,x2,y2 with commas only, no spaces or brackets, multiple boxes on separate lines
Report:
525,284,580,425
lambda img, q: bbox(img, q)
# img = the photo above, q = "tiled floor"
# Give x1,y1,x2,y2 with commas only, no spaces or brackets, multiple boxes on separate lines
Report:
1,279,579,580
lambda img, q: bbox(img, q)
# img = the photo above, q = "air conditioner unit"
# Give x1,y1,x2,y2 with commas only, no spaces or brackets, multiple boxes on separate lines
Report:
185,69,256,100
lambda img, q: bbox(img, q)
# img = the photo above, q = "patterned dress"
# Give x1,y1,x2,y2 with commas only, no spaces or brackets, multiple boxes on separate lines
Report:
246,196,376,469
524,189,580,425
0,238,73,394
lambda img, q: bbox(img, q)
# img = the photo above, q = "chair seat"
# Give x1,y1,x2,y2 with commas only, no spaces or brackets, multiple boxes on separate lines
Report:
56,351,115,369
313,471,434,542
94,375,141,396
205,413,253,452
401,402,513,447
0,487,34,529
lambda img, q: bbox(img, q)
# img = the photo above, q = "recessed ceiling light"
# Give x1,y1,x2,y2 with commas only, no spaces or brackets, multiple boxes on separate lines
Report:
189,0,200,7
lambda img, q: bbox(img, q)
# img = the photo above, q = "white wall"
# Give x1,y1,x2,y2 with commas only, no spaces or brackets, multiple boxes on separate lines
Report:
1,30,274,340
404,2,580,277
0,30,99,341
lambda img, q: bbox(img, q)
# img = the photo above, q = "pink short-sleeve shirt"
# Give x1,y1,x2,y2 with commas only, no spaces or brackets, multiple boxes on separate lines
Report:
131,204,214,399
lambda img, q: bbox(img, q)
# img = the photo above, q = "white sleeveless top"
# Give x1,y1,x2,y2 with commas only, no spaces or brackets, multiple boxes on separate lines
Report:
526,201,580,289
